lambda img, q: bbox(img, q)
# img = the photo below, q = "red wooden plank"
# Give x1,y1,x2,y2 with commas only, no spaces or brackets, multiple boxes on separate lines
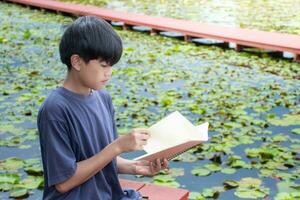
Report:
138,183,189,200
119,179,145,191
120,179,189,200
6,0,300,58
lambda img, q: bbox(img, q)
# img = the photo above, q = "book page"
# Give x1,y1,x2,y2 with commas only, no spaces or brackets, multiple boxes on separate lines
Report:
133,111,209,162
143,111,200,154
191,122,209,141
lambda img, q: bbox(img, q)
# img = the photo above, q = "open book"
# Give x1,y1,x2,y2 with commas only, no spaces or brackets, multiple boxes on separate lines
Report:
134,111,209,162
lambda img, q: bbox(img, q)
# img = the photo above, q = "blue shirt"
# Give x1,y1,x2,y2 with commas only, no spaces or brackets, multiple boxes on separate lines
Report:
37,87,141,200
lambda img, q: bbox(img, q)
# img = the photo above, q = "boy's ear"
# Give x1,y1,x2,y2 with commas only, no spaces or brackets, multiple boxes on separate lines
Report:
70,54,82,71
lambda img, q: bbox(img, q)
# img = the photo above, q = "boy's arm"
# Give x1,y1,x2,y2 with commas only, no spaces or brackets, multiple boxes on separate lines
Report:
116,156,136,174
116,156,169,176
55,128,150,193
55,142,121,193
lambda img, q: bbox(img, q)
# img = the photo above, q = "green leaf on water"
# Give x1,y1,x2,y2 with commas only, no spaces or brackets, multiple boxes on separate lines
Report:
191,167,211,176
230,160,249,168
19,145,31,149
267,114,300,126
153,174,180,188
152,180,180,188
0,157,24,172
167,168,185,177
259,168,274,177
245,148,260,158
234,188,268,199
224,122,241,129
277,181,300,193
16,175,44,190
223,180,239,189
204,163,222,172
239,177,262,188
234,177,270,199
0,182,13,191
9,188,28,198
238,135,254,144
291,128,300,135
0,173,20,184
201,188,219,198
23,29,31,40
24,165,43,175
274,192,300,200
221,168,236,174
189,192,203,200
175,152,198,162
272,134,289,142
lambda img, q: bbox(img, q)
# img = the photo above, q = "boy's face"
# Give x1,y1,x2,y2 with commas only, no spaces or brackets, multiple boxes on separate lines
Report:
75,57,112,90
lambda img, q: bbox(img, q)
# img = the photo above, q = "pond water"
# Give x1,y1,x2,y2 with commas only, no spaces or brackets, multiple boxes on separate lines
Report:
59,0,300,34
0,2,299,200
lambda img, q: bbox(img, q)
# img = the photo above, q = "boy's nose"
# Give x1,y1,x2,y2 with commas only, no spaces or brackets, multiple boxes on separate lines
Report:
104,72,111,78
105,68,112,76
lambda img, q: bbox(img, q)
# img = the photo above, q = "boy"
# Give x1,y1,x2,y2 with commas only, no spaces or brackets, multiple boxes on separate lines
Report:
37,16,168,200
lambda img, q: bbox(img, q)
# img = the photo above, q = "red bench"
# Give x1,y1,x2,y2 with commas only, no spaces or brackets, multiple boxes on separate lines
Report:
119,179,189,200
6,0,300,61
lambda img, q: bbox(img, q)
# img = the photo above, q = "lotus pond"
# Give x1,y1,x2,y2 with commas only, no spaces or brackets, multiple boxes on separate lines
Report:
0,2,300,200
59,0,300,34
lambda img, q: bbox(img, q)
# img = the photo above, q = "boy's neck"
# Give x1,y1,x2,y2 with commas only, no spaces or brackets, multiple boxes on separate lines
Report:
63,72,92,96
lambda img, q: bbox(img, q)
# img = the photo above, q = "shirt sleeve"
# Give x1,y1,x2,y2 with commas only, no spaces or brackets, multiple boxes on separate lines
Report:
38,119,77,187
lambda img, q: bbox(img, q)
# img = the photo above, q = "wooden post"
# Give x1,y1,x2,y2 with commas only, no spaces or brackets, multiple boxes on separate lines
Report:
122,24,129,30
150,29,158,36
293,54,300,62
184,35,191,42
235,44,244,52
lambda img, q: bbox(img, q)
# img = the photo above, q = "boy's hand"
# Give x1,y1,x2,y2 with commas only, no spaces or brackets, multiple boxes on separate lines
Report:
134,158,169,176
115,128,150,153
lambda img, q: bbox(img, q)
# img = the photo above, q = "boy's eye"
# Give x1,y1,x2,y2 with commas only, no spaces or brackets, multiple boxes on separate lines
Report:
101,63,112,68
100,64,110,68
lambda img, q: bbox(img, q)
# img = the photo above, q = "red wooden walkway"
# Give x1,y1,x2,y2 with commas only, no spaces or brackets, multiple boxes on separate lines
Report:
119,179,189,200
5,0,300,61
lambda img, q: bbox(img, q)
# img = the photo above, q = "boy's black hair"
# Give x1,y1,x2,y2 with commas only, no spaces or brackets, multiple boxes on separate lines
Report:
59,16,123,70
